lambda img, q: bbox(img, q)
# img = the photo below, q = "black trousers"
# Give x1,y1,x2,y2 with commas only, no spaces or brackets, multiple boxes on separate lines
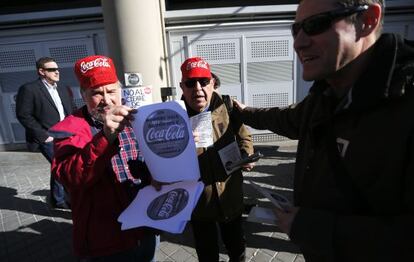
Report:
191,215,246,262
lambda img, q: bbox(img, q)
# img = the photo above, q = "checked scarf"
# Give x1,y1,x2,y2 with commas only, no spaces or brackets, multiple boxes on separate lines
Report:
110,126,144,183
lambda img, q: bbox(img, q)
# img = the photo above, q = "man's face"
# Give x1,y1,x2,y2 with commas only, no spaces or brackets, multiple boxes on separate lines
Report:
81,82,121,120
39,61,60,84
294,0,362,82
180,77,215,112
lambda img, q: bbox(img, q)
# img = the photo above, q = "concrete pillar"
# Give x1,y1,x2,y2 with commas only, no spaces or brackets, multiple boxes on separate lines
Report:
101,0,168,102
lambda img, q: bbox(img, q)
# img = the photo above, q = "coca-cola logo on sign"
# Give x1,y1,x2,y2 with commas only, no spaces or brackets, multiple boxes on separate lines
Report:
143,109,189,158
147,188,189,220
80,58,110,73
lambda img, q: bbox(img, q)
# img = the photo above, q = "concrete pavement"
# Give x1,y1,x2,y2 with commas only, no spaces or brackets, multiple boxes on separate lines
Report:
0,141,304,262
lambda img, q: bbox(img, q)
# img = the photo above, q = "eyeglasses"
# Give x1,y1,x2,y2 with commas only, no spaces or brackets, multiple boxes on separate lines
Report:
42,68,59,72
291,5,368,38
184,78,211,88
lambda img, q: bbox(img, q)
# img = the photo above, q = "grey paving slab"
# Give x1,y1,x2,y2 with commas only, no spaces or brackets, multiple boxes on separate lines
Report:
0,141,302,262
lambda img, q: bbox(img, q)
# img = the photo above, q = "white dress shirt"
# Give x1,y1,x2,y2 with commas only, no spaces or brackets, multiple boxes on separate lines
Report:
42,79,65,121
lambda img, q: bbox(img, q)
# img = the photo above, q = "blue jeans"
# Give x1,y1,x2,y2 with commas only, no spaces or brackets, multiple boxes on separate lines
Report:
78,234,160,262
39,141,67,206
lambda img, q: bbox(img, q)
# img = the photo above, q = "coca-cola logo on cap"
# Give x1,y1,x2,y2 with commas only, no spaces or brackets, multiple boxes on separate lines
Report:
143,109,189,158
80,57,110,73
147,188,189,220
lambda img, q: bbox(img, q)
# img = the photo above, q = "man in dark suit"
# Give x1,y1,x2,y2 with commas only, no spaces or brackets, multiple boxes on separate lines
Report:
16,57,74,209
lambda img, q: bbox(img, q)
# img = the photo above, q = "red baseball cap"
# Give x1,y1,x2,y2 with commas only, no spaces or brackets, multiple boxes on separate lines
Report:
74,55,118,89
180,57,212,81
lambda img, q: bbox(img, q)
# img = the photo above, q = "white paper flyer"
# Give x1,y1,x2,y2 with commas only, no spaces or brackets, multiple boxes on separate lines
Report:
218,141,242,175
190,111,213,148
118,181,204,234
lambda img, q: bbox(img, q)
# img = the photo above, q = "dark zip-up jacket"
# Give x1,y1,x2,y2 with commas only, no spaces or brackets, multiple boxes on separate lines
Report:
237,34,414,261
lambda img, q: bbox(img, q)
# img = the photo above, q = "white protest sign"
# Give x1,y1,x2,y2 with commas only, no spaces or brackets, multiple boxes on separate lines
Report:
122,85,153,109
133,101,200,183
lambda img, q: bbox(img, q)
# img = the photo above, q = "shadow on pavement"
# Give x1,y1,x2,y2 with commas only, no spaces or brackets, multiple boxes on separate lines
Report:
0,186,71,219
1,219,75,262
254,145,297,158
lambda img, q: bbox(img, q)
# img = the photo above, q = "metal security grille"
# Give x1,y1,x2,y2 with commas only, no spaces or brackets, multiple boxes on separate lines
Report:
192,38,240,64
196,42,236,61
253,133,287,142
247,61,292,82
168,25,294,143
253,93,289,108
10,103,16,116
250,39,289,59
49,45,89,64
0,49,36,70
209,63,240,84
0,71,37,93
247,36,293,63
10,122,25,142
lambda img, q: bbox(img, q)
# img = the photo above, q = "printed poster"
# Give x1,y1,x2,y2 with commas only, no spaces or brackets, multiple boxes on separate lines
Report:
132,101,200,183
118,181,204,234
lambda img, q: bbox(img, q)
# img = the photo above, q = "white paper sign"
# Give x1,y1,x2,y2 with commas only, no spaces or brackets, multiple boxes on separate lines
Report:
190,111,213,148
122,86,153,109
218,141,242,175
118,181,204,234
133,101,200,183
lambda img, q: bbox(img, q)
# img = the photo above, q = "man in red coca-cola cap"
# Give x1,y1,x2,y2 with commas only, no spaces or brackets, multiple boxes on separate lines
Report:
180,56,255,262
50,55,159,261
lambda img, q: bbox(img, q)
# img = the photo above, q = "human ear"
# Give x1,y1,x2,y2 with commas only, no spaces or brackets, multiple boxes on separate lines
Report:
38,68,45,76
360,4,381,35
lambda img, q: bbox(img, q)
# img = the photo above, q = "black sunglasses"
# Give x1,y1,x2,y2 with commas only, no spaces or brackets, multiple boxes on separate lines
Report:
42,67,59,72
291,5,368,38
184,78,211,88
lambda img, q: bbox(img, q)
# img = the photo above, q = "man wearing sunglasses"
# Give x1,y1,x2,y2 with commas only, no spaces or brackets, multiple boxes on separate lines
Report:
180,57,254,262
234,0,414,261
16,57,74,209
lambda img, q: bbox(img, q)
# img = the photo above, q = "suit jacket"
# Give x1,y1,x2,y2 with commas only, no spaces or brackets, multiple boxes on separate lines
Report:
16,78,74,151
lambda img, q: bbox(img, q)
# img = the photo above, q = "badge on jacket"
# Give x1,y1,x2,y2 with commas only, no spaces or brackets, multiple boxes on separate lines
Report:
336,137,349,157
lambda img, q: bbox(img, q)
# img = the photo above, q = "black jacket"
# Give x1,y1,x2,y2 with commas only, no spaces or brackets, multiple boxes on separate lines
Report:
16,78,74,151
238,34,414,261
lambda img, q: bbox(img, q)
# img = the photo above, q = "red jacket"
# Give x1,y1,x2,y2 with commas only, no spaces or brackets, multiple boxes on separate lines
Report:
51,107,144,258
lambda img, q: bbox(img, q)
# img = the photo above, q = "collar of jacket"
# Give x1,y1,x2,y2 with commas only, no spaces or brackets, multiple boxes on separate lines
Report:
181,92,221,117
309,33,414,113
